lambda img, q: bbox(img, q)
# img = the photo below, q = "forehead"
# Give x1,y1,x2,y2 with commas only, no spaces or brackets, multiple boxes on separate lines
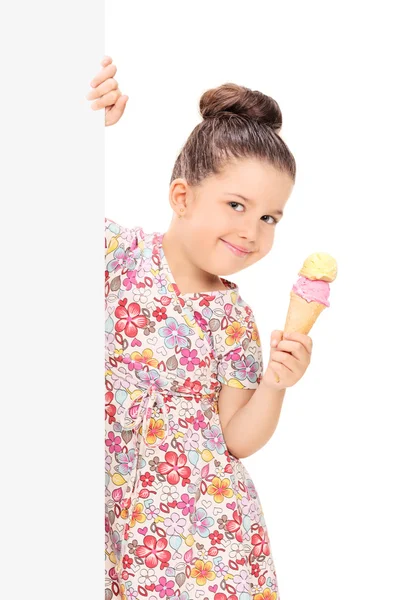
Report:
205,157,293,204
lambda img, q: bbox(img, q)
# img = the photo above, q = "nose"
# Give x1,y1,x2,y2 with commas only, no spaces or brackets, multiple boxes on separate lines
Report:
238,221,258,245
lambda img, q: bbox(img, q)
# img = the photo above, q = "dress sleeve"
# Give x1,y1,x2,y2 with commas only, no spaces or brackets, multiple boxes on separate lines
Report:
105,217,144,272
216,305,264,389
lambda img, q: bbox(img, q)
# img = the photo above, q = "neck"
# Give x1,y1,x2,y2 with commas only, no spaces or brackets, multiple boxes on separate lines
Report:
162,230,224,292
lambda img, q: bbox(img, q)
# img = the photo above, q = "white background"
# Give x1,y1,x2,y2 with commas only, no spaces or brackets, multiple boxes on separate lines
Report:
106,1,400,597
2,1,398,598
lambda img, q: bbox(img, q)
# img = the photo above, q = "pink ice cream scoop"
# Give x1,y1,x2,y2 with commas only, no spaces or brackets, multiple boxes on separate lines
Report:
283,252,338,336
292,276,330,307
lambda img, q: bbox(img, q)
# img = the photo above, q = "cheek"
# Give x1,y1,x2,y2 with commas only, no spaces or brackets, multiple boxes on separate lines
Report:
258,236,275,259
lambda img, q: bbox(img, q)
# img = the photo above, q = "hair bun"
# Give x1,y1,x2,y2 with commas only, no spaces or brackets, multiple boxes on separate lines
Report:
199,83,282,129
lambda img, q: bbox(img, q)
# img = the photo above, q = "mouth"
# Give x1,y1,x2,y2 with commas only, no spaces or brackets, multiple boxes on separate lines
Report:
220,239,252,258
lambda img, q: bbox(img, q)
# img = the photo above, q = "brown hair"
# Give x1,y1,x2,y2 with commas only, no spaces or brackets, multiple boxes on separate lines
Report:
170,83,296,186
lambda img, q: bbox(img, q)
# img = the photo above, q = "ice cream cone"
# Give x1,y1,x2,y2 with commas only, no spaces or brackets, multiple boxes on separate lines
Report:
274,252,337,384
284,290,327,335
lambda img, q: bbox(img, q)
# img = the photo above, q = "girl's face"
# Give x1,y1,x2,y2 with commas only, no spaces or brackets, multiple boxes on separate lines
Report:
169,157,294,278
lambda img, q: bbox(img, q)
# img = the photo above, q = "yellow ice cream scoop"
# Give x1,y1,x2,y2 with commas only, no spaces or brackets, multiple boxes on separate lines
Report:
273,251,338,384
299,252,337,282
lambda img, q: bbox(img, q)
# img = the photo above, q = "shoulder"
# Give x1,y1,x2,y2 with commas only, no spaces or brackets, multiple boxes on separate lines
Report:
228,291,262,353
104,218,146,273
105,217,146,246
104,218,163,270
228,288,257,327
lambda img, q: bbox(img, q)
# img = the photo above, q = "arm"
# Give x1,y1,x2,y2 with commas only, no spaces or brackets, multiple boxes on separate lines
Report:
218,381,285,459
218,329,313,459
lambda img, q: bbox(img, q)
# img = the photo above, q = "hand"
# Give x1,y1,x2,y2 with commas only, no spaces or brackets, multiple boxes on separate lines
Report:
86,56,128,126
262,330,313,391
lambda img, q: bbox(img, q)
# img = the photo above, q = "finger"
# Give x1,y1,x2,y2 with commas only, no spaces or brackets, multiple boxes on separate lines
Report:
270,351,296,373
101,56,113,66
91,88,122,111
90,63,117,88
105,95,128,126
269,359,291,380
270,330,283,348
87,77,118,101
283,332,313,354
275,340,306,361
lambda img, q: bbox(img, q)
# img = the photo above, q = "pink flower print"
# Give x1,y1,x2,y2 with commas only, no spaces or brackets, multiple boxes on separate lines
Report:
233,569,251,593
177,493,195,516
241,496,257,521
163,512,186,536
159,317,191,350
121,352,136,371
251,526,271,558
146,504,160,519
105,431,122,454
136,256,153,279
122,270,139,291
193,410,207,432
214,561,229,578
193,310,208,331
183,429,200,451
203,425,225,454
155,576,175,598
233,355,259,384
105,391,116,425
135,535,171,568
154,272,168,289
194,336,212,356
225,347,242,362
137,368,168,390
106,245,129,274
126,585,138,600
121,497,131,511
107,369,135,391
116,449,136,476
179,348,200,372
120,225,139,244
157,451,191,485
114,301,148,338
225,510,243,542
189,507,214,538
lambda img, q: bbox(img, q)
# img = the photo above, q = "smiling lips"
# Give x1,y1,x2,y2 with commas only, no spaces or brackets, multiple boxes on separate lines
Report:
221,239,252,257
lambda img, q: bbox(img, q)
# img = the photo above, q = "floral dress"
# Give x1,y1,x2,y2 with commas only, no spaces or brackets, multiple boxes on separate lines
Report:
105,218,280,600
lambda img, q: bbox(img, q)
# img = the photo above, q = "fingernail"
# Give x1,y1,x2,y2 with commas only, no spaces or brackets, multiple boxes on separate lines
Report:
283,332,290,338
90,81,96,87
271,340,277,347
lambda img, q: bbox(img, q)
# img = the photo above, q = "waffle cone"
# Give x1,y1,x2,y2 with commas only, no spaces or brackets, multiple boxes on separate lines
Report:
284,291,327,335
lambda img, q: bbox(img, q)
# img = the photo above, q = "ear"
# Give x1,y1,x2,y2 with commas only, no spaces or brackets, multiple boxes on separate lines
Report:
169,178,189,217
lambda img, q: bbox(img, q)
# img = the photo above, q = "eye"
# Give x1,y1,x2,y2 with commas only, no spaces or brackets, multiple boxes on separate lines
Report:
228,201,245,212
228,202,278,225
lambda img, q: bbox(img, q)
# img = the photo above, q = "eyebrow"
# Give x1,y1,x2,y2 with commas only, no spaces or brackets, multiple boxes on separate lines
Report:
225,192,284,217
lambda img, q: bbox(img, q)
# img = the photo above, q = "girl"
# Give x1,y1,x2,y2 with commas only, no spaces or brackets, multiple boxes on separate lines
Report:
94,56,313,600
